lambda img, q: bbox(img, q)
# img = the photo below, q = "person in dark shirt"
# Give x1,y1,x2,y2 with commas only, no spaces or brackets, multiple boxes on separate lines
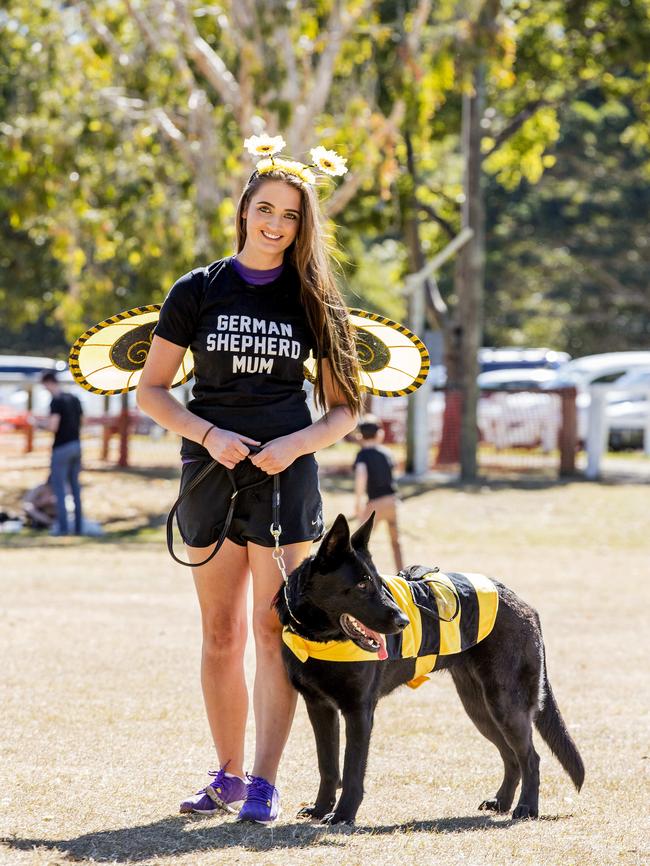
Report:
136,147,362,823
354,414,404,573
40,371,83,535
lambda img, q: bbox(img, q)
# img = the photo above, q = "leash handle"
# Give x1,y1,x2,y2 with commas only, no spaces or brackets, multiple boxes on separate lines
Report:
166,444,269,568
166,462,238,567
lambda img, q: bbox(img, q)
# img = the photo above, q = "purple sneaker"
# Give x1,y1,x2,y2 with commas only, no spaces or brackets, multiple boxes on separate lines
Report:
179,767,247,815
236,774,280,824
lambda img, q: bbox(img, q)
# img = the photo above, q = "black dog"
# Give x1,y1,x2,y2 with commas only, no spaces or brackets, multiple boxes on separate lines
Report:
275,513,584,825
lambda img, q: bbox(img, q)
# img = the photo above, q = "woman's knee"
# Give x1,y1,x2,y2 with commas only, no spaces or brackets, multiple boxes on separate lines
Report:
252,607,283,652
202,616,248,661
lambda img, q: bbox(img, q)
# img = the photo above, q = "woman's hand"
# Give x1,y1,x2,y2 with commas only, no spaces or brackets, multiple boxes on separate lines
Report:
249,434,303,475
204,427,260,470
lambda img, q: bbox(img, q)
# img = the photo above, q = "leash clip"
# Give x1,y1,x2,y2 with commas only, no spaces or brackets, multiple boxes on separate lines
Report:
270,522,288,583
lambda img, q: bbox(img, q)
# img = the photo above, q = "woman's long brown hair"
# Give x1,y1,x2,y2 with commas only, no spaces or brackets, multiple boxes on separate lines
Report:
234,170,362,414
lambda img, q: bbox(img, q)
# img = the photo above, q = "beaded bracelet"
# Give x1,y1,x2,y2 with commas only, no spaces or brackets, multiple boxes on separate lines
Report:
200,424,216,447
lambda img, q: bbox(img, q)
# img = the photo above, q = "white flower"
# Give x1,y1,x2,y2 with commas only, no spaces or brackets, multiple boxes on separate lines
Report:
309,145,348,176
243,134,286,157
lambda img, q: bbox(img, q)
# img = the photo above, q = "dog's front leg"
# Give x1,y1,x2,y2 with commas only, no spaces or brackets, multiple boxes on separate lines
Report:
297,699,341,820
322,704,374,826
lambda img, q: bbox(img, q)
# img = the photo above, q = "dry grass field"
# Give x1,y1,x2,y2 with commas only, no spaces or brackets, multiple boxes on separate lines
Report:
1,434,649,865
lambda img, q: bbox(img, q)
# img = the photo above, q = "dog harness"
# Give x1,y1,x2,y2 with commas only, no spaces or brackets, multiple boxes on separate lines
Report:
281,568,499,689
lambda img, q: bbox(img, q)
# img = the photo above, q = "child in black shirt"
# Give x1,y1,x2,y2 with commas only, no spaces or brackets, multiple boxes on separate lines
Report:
354,414,404,573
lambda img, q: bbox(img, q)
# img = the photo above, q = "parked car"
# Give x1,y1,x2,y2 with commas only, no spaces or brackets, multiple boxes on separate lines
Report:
543,351,650,442
604,368,650,450
479,347,570,373
605,367,650,404
0,354,67,377
477,368,558,391
607,398,648,450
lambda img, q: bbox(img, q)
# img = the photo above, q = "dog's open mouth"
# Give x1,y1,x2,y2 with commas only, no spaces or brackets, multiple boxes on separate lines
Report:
340,614,388,660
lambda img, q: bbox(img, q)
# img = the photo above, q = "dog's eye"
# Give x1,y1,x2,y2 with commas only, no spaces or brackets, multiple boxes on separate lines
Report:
356,577,371,590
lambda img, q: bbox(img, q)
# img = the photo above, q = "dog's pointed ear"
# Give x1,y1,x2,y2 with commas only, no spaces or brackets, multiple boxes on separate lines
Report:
314,513,350,569
351,511,375,551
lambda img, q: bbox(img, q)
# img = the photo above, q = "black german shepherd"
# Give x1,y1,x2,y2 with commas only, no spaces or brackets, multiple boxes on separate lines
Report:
274,513,584,825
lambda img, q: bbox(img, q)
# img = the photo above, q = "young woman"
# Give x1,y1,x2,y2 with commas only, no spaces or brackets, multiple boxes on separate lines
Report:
136,152,362,824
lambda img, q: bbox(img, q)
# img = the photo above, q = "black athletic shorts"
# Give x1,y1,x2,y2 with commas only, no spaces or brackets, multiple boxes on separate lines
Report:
176,453,324,549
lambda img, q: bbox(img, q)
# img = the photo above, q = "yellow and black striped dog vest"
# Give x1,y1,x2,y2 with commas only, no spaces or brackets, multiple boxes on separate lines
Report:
282,567,499,689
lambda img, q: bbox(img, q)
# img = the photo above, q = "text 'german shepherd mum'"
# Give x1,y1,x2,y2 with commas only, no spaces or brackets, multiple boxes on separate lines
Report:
275,513,584,826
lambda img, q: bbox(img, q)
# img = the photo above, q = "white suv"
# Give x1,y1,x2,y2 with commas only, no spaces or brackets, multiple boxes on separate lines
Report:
544,351,650,442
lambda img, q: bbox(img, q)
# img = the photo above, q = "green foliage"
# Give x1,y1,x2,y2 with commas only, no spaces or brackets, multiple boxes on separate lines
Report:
1,0,649,362
484,91,650,354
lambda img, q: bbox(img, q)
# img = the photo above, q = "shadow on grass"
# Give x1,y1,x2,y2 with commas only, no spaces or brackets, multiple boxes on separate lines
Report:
85,463,181,482
0,513,168,549
0,812,569,862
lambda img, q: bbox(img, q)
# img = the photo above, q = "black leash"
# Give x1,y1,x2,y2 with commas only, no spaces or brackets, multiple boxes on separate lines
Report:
166,445,307,627
166,445,279,568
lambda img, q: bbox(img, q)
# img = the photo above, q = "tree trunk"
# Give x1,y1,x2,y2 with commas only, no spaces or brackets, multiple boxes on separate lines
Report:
454,63,486,482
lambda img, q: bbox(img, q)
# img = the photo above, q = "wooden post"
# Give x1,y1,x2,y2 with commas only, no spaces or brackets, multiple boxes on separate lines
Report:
25,383,35,453
559,387,577,476
118,392,129,468
101,421,111,461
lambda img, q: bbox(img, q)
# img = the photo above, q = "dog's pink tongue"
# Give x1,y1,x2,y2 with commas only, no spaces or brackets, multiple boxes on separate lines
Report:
360,624,388,660
375,632,388,661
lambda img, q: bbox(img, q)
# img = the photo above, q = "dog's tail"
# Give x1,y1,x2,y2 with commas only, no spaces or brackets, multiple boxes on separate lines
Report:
535,655,585,791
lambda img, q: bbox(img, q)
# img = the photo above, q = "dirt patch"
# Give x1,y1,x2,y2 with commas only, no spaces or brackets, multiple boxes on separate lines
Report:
1,437,648,865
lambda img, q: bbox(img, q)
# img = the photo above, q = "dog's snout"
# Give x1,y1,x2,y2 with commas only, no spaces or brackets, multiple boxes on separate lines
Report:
395,610,409,631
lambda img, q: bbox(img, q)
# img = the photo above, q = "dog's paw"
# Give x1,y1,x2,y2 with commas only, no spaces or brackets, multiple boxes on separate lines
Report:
320,812,355,827
297,805,327,821
512,804,538,820
479,798,509,813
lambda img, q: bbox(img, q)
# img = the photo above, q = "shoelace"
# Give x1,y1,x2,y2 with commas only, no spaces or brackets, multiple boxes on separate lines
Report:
205,764,231,793
245,773,275,805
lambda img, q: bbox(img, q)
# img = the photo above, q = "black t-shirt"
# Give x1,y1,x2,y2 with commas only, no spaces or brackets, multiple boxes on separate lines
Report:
154,257,318,456
50,392,82,448
354,445,396,500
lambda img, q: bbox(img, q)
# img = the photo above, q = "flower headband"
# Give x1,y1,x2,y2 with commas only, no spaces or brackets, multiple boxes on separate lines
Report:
243,134,348,185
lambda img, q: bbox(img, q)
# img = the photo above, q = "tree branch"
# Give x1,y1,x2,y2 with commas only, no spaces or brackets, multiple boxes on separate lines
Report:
288,0,372,149
171,0,241,109
72,1,132,67
482,98,549,158
324,100,405,217
416,200,456,239
483,83,592,159
278,26,301,104
151,108,195,169
406,0,433,56
123,0,159,53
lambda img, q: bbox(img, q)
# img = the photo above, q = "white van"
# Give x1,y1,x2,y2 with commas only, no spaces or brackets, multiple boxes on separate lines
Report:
544,351,650,441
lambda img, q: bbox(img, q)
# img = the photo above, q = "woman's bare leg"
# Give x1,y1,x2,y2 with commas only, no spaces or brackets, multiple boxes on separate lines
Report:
247,540,313,784
188,538,250,778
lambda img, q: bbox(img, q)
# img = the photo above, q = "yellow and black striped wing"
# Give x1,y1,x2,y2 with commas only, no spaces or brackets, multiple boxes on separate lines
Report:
68,305,194,395
304,309,430,397
70,306,428,398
